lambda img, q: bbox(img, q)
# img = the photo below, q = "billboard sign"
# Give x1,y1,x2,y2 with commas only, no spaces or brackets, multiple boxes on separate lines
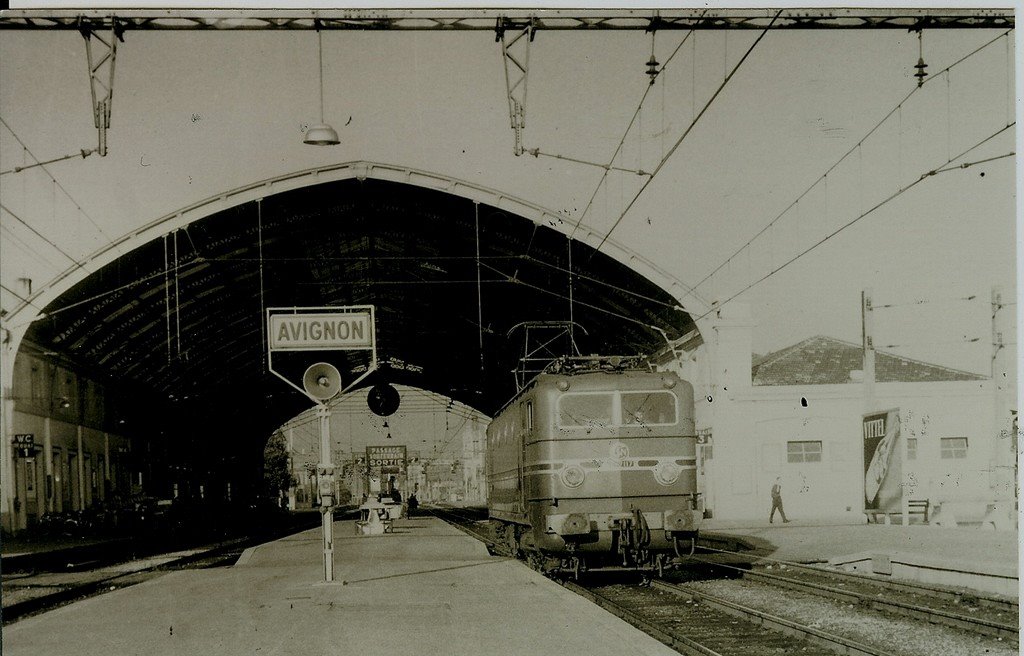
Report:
863,408,902,511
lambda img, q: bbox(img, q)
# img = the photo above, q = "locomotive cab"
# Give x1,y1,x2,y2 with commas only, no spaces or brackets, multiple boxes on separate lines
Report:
486,359,702,576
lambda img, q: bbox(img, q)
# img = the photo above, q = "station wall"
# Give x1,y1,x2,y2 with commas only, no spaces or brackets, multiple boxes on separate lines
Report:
3,349,144,533
664,302,1015,527
705,381,1007,524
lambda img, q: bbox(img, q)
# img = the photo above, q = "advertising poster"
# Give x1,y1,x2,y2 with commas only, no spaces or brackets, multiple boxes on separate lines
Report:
863,409,902,511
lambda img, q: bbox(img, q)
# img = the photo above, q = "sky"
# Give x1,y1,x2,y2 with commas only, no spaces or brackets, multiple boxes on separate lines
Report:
0,8,1017,390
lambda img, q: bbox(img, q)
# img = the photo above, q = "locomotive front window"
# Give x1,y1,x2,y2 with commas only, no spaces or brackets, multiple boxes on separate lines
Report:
621,392,677,426
558,393,614,428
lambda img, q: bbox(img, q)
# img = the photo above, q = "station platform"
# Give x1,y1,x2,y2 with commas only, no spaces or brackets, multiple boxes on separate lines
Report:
2,515,678,656
701,521,1019,597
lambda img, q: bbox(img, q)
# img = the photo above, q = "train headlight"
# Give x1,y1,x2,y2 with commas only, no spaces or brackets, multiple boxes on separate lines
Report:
653,462,681,486
556,379,570,391
661,376,677,389
560,465,586,488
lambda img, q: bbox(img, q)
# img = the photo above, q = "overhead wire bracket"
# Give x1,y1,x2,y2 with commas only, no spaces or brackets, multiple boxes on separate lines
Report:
78,18,124,156
497,17,535,156
507,320,586,391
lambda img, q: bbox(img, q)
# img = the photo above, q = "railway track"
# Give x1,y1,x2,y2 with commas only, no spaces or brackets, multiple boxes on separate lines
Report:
692,546,1018,642
2,510,332,623
2,542,246,623
431,507,1018,655
568,581,886,656
424,506,504,554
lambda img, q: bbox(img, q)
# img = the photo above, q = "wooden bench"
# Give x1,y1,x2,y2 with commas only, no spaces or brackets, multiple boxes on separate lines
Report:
863,499,929,524
908,499,929,522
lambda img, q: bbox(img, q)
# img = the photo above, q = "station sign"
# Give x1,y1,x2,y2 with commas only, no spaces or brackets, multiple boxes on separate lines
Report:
269,312,372,351
366,445,407,469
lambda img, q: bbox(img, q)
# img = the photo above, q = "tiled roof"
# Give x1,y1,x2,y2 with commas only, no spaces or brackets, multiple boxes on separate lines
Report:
752,335,987,386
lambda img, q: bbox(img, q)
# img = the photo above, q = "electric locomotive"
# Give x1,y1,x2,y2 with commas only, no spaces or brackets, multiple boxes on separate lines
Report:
486,357,702,577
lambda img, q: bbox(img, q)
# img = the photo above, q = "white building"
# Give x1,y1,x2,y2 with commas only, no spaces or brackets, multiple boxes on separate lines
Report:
665,304,1015,528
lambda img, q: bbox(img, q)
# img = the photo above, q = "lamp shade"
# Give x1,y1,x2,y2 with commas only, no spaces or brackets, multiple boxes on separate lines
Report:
303,123,340,146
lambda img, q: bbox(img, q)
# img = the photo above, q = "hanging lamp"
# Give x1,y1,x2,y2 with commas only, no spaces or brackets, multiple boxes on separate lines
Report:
304,23,340,145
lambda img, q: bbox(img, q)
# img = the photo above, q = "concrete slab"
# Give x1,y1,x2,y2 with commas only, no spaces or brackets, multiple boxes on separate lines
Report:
703,523,1017,573
828,551,1018,597
702,523,1018,597
2,516,679,656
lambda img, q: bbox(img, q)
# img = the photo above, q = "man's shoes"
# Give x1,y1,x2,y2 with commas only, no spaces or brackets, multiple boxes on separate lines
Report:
783,519,791,523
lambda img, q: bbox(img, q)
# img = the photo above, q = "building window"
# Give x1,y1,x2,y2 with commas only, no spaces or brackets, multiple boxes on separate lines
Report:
940,437,968,459
906,438,917,461
787,440,822,463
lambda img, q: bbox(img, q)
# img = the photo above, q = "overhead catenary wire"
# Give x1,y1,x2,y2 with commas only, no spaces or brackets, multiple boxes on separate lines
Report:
881,338,982,348
164,234,172,363
590,11,781,256
5,257,198,330
198,250,685,310
14,248,685,331
689,122,1015,326
257,199,266,372
0,203,86,272
680,29,1014,305
568,12,707,240
474,201,484,380
477,259,672,334
0,117,114,244
0,282,45,312
874,294,980,309
523,254,680,310
0,224,62,272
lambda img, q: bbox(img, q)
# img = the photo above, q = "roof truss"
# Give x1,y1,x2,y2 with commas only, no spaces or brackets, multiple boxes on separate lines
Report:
0,9,1014,31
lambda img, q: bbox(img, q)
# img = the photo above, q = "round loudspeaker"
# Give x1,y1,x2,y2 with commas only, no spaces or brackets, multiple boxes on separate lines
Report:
302,362,342,401
367,382,400,417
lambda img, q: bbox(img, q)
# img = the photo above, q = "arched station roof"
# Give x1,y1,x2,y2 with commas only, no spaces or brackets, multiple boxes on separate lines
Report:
1,11,1015,458
21,173,697,445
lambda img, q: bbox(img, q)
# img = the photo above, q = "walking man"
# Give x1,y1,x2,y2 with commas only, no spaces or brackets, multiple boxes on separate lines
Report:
769,476,790,524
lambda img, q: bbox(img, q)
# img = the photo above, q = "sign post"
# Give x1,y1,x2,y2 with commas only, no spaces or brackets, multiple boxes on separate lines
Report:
266,306,377,583
316,405,336,581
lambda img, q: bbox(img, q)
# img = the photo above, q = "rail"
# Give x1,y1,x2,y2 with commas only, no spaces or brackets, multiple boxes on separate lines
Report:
698,556,1016,641
650,580,899,656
